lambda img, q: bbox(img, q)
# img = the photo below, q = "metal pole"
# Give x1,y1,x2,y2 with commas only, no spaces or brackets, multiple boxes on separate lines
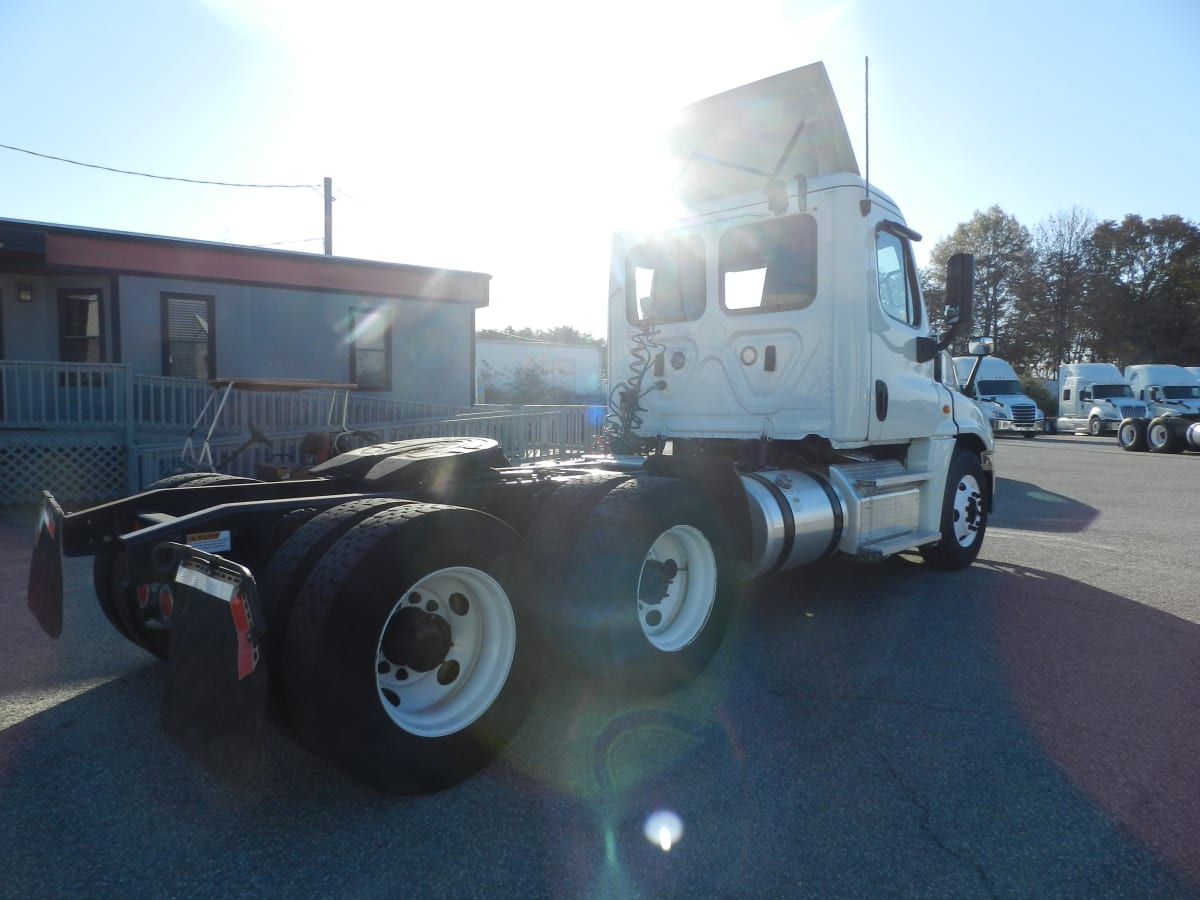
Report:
324,176,333,255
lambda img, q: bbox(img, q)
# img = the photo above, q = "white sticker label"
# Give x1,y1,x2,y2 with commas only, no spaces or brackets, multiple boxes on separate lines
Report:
174,564,236,602
186,530,232,553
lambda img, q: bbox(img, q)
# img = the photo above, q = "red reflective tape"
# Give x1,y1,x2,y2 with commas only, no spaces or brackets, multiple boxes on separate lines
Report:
235,628,256,680
229,594,256,680
229,593,250,633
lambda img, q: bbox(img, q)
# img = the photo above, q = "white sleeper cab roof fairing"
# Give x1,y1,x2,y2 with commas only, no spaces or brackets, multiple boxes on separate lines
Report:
667,62,860,209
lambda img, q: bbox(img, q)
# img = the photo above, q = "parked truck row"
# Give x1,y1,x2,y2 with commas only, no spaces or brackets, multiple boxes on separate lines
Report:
26,63,995,793
957,357,1199,453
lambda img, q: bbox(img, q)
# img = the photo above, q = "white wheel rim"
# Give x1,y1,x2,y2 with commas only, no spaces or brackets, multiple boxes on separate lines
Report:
374,566,515,738
1118,423,1133,446
1148,423,1168,449
951,473,985,548
636,525,718,652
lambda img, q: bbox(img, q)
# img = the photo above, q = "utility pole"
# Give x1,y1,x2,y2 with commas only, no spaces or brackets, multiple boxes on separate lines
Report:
324,176,333,255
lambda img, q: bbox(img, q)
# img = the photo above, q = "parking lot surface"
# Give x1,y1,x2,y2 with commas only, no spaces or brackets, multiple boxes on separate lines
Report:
1,433,1197,898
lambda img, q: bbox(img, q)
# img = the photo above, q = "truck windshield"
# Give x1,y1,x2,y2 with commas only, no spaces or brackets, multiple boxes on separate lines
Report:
1162,384,1200,399
1093,384,1133,399
977,379,1024,396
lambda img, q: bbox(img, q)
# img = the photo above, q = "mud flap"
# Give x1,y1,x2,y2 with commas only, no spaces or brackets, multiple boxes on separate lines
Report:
160,543,269,785
28,492,66,639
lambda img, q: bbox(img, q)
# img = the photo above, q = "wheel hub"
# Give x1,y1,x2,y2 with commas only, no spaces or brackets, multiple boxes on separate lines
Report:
639,558,679,605
380,606,452,672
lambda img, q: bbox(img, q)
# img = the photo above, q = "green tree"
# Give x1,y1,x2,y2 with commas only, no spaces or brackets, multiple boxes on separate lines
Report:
924,206,1033,359
1085,215,1200,366
1007,207,1096,378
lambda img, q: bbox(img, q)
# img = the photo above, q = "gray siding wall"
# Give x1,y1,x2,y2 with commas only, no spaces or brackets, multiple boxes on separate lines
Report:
1,274,116,361
116,275,475,407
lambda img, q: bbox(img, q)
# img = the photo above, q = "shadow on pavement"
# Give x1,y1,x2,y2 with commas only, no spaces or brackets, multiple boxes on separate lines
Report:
993,477,1099,532
1,508,1197,898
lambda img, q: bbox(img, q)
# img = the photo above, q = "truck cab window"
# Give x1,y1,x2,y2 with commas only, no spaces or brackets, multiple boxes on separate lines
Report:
720,215,817,313
627,236,705,325
875,230,922,327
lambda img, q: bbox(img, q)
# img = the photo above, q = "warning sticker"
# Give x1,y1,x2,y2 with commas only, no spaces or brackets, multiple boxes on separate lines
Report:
186,530,232,554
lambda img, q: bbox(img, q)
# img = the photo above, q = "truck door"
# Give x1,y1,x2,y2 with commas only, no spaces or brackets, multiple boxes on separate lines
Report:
867,225,945,442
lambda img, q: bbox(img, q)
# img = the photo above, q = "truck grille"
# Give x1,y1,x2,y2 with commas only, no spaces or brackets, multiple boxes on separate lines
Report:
1118,404,1147,418
1011,404,1037,425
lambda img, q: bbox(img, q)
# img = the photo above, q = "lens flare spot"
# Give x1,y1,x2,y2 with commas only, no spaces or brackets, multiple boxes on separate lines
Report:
643,809,683,852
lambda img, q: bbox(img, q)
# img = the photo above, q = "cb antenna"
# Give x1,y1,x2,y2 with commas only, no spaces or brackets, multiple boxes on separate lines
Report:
861,56,872,216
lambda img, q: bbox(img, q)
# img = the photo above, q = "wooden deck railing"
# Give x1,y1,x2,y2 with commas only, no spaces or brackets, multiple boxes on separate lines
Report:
1,361,609,503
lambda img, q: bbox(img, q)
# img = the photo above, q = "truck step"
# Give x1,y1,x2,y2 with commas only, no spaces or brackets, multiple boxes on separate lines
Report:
833,460,932,496
856,529,942,563
853,470,932,490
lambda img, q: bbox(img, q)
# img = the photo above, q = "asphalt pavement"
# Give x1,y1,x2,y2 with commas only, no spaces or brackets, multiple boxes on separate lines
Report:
1,433,1197,898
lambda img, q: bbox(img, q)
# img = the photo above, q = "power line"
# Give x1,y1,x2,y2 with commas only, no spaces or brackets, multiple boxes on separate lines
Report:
0,141,319,190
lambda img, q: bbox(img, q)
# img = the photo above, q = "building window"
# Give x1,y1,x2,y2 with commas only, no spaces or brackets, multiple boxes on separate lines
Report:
162,293,215,380
58,289,105,362
350,306,391,390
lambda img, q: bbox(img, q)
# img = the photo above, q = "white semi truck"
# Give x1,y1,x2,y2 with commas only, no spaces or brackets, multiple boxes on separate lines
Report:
1053,363,1147,436
1117,364,1200,452
27,63,994,793
953,355,1044,438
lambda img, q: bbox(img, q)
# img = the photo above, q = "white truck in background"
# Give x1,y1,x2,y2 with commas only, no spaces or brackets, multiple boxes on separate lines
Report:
1053,363,1147,436
953,355,1044,438
1117,364,1200,452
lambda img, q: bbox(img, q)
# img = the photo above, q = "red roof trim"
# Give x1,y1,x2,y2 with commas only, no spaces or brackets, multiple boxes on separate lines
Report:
43,232,489,305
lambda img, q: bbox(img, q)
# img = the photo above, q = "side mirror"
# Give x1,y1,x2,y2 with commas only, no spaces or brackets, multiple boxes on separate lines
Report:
1080,390,1092,402
918,253,976,364
943,253,975,328
968,336,995,357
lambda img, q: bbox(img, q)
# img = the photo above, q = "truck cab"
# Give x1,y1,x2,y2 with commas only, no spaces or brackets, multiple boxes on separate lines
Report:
606,63,993,566
1124,364,1200,418
1054,362,1147,436
952,355,1044,438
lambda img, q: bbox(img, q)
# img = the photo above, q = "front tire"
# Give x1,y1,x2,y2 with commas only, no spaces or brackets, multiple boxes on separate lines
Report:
920,450,988,571
1088,417,1103,437
1117,417,1149,452
554,477,737,691
283,504,536,793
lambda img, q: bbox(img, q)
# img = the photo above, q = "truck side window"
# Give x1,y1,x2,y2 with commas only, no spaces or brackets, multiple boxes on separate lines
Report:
875,230,922,327
1062,389,1071,402
719,215,817,314
627,236,705,325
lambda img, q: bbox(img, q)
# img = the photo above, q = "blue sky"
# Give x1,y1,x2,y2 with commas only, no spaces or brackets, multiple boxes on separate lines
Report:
2,0,1197,337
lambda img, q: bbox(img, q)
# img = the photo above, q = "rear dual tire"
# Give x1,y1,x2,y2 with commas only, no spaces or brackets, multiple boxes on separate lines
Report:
1117,417,1149,452
283,504,536,793
1147,417,1185,453
93,473,261,660
541,476,737,692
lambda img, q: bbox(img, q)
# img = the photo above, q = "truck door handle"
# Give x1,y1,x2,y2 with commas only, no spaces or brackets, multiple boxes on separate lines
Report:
875,380,889,421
